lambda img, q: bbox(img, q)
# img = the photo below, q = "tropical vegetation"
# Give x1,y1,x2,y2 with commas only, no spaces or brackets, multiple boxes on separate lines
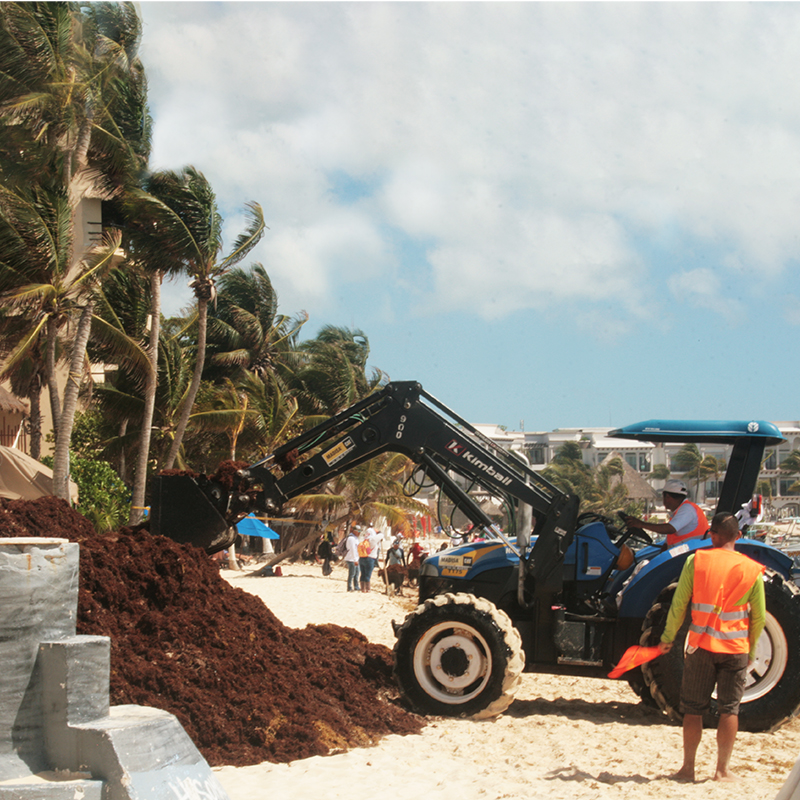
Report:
0,1,417,543
542,444,643,518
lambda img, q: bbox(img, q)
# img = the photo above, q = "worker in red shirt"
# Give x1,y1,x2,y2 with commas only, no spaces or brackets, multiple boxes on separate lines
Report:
622,479,708,547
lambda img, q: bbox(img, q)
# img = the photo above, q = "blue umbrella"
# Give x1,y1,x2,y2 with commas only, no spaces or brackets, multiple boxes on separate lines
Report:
236,514,280,539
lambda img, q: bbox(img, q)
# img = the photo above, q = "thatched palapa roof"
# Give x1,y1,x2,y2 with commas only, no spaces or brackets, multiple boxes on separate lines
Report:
0,386,27,415
601,450,659,503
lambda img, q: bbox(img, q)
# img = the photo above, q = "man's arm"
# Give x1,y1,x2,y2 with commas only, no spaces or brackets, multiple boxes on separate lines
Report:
659,556,695,651
621,514,676,537
747,577,766,661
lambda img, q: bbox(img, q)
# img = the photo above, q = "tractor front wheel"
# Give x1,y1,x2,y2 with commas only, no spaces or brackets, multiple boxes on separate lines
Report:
393,593,524,719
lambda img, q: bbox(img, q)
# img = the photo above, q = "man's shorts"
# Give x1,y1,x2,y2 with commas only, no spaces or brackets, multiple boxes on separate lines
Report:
680,648,749,715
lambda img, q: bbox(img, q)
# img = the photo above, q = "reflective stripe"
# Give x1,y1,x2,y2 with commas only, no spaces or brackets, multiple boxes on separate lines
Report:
689,624,749,640
690,603,748,621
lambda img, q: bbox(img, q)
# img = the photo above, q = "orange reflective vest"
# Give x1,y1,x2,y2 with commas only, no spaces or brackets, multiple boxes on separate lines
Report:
666,500,708,546
688,548,765,654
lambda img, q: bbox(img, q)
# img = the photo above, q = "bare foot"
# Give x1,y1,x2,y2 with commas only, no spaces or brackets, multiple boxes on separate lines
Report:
672,768,695,782
714,770,740,782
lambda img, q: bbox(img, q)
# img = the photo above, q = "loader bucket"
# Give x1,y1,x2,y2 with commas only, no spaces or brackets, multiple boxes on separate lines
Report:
150,474,238,554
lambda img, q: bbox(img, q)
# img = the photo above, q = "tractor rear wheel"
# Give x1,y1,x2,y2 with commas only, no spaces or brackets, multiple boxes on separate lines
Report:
641,572,800,732
393,592,524,719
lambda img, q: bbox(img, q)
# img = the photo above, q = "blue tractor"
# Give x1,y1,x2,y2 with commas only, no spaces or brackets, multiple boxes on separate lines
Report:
150,382,800,731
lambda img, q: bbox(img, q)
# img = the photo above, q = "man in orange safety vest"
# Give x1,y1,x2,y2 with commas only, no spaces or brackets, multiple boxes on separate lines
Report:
623,479,708,547
658,512,766,782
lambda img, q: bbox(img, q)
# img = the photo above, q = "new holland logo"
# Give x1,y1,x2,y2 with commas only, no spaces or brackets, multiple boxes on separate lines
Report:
446,440,513,486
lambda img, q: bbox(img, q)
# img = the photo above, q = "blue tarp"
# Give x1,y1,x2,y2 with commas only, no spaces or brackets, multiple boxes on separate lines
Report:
236,514,280,539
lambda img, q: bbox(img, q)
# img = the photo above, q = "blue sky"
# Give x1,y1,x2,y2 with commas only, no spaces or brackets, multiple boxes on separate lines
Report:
138,1,800,431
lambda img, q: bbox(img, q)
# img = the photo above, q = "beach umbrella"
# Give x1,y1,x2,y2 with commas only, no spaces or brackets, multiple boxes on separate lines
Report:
607,645,662,679
236,514,280,539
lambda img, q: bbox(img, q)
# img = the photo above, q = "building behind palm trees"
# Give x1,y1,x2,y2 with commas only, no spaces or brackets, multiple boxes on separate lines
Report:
476,421,800,519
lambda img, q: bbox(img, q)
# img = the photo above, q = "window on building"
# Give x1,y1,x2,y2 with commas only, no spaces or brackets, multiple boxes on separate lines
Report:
705,480,721,498
624,453,637,470
764,450,777,470
527,446,545,465
638,453,650,472
780,479,798,497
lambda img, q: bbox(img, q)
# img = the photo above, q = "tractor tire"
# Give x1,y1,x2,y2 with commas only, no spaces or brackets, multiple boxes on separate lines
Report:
393,592,524,719
641,571,800,732
625,668,659,709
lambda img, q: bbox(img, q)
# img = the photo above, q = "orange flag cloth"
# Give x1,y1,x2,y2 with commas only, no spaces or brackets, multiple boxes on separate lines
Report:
608,645,662,679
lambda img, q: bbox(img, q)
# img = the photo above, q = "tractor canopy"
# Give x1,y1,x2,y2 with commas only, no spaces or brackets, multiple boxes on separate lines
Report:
609,419,785,446
610,419,785,516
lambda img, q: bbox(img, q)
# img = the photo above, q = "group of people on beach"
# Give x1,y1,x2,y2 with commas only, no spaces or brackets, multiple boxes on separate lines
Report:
318,525,429,594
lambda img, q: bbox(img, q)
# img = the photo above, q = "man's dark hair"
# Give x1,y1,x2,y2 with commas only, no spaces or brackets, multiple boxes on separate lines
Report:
710,512,739,542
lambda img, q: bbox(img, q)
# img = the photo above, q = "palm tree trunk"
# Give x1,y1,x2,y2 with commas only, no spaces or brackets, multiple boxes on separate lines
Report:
28,377,42,460
52,301,94,501
254,527,321,573
129,271,162,524
118,418,128,482
46,316,61,439
164,295,207,469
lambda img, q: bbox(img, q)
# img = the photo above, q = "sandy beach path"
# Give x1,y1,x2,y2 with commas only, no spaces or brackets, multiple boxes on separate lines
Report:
215,561,800,800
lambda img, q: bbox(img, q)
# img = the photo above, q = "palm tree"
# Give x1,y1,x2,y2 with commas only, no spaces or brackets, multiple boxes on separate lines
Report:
205,264,307,386
126,167,265,470
542,442,593,499
670,443,703,497
651,464,671,481
0,308,46,458
0,2,149,498
0,180,122,496
92,315,194,478
294,325,385,418
0,2,151,196
187,372,299,467
88,264,153,482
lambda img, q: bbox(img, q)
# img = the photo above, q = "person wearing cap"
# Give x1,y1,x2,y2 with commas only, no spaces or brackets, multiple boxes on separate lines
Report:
385,535,406,568
622,479,708,547
657,512,766,782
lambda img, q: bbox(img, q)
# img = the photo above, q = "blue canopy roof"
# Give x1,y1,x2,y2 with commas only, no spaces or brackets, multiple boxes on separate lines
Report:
609,420,785,447
236,514,280,539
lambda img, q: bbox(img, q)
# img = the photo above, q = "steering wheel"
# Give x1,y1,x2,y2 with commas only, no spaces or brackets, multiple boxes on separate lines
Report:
615,511,654,547
577,510,627,542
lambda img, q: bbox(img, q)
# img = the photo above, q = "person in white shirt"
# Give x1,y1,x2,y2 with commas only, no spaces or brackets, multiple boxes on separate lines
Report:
359,526,383,592
344,529,361,592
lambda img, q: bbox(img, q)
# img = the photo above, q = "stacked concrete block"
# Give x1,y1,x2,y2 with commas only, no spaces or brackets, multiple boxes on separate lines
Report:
0,538,230,800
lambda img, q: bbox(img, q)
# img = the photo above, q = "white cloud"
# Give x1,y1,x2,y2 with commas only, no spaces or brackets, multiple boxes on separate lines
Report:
139,1,800,325
667,267,744,324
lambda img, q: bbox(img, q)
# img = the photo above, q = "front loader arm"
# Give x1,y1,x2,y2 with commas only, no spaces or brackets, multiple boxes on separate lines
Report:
248,383,558,518
151,381,579,574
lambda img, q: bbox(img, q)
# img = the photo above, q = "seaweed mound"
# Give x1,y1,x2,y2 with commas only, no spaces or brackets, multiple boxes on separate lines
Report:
0,497,422,766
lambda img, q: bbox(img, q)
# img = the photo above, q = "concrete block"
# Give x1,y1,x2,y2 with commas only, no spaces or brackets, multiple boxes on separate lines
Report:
0,772,103,800
0,539,78,780
0,538,230,800
39,637,110,772
73,706,227,800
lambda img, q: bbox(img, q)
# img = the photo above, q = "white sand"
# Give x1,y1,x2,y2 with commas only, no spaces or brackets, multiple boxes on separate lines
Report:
214,561,800,800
